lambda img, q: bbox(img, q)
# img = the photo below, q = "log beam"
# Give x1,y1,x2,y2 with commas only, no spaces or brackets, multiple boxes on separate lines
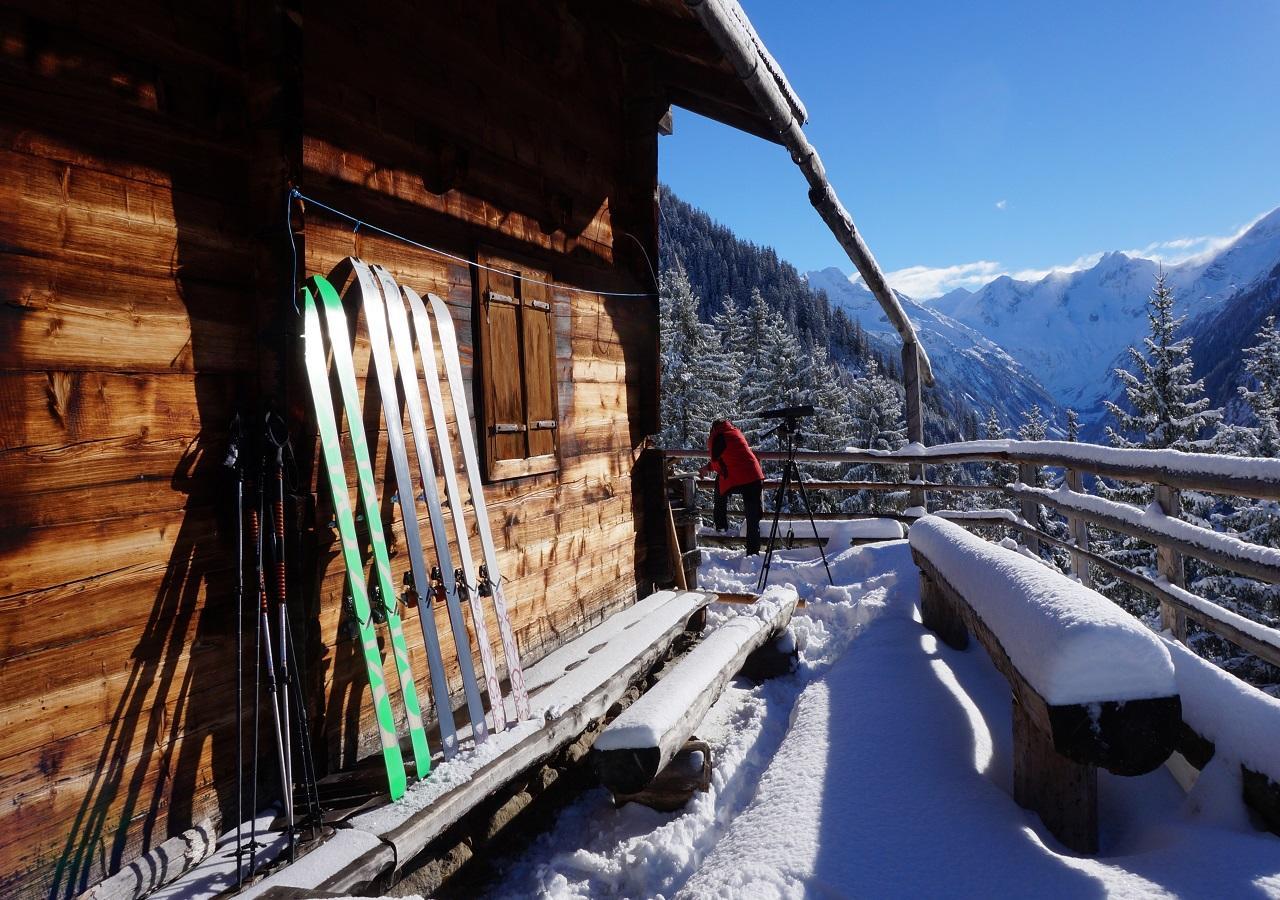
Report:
592,590,799,794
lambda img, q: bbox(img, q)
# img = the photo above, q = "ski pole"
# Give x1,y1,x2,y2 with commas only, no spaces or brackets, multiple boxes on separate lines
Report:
250,481,292,834
266,413,295,857
222,414,245,886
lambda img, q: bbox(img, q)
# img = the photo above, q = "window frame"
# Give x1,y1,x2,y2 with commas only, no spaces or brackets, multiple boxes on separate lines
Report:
473,247,561,482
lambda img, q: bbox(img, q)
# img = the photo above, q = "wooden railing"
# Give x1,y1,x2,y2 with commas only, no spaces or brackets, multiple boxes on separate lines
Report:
663,441,1280,669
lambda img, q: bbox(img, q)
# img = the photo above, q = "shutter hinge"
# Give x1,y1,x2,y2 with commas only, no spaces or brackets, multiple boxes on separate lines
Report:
532,420,557,430
528,298,551,311
487,289,517,306
494,423,527,434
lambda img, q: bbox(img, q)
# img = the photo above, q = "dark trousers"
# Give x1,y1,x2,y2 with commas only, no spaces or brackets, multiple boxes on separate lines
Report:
713,480,764,555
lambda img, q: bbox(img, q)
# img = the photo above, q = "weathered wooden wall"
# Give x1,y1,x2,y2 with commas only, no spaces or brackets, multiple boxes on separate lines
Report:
0,0,664,896
298,0,665,770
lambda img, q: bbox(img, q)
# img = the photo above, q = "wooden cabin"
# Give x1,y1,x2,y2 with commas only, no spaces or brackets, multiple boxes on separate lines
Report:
0,1,817,896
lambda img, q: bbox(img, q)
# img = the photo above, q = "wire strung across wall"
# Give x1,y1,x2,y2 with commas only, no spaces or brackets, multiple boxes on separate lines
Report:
286,188,658,305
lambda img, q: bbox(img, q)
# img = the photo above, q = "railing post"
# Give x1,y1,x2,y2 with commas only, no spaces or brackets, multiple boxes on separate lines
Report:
1064,468,1092,588
1154,484,1187,641
1017,462,1044,556
902,340,927,511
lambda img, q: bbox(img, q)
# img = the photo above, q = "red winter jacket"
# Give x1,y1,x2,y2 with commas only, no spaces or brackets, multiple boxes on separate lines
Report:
706,420,764,495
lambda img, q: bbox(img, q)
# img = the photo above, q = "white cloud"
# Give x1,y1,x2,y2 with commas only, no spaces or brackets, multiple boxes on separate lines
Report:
856,211,1271,301
995,199,1007,210
1120,212,1268,265
879,260,1006,298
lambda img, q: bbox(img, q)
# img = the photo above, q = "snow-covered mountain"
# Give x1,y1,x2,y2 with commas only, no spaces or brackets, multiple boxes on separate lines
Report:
806,207,1280,436
805,268,1061,431
924,207,1280,430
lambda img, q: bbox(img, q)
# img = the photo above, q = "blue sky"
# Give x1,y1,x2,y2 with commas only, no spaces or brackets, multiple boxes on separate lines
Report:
658,0,1280,298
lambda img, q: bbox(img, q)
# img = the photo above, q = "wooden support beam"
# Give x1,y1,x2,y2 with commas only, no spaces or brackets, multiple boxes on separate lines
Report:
1064,468,1092,588
698,534,827,550
712,591,807,609
1013,697,1098,854
592,590,799,794
1155,485,1188,641
902,341,927,510
1018,462,1043,556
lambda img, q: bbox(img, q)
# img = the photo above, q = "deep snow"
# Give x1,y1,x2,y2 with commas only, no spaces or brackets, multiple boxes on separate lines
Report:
484,536,1280,899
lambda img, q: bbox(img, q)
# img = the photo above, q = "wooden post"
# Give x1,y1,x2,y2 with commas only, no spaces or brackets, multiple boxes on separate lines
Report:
1013,698,1099,854
1018,462,1044,556
902,341,927,511
678,473,698,589
918,572,968,650
1154,484,1187,641
1064,468,1092,588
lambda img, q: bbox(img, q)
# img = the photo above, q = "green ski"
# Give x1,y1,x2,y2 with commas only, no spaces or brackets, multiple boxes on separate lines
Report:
312,274,432,777
301,281,408,799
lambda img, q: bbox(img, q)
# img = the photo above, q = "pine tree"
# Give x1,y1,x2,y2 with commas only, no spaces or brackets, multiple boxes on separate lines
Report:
1097,272,1222,618
799,345,858,509
1237,315,1280,458
658,265,728,449
1066,408,1080,442
982,409,1017,511
738,301,805,450
1104,271,1221,452
1205,316,1280,622
711,296,748,409
1018,405,1069,567
846,358,907,511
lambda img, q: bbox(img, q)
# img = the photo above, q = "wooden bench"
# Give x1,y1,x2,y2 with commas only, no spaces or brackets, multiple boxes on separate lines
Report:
909,516,1181,854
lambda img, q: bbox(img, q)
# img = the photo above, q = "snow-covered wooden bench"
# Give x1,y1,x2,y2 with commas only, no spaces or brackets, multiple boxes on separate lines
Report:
591,587,800,796
212,589,715,898
909,516,1181,854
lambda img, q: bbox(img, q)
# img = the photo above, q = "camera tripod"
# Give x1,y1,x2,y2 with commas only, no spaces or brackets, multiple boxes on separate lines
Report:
757,416,834,591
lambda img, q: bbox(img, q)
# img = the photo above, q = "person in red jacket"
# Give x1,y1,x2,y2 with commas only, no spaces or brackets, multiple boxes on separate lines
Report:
699,419,766,554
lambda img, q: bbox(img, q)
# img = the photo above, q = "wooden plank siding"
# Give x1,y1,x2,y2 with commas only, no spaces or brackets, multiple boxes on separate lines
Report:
0,1,665,897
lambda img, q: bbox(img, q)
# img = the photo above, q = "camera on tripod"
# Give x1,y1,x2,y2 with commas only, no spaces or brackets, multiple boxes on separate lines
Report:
759,404,814,438
754,403,833,589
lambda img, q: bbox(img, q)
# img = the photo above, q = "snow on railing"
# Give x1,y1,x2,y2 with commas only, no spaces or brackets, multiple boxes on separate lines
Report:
661,439,1280,669
665,440,1280,500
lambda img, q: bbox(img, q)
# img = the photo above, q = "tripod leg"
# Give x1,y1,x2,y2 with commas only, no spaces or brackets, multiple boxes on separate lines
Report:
757,463,792,592
792,462,834,586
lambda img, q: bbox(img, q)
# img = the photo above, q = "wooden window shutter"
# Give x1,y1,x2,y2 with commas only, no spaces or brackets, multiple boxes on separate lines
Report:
475,249,560,481
521,278,558,459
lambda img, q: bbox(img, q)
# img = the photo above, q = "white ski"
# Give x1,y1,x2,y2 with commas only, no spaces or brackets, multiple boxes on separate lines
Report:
349,259,488,753
402,284,507,732
425,292,532,719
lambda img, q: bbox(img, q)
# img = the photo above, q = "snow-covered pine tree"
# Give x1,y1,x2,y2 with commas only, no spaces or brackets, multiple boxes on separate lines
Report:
1201,316,1280,627
1237,315,1280,459
981,408,1017,511
658,264,729,449
1096,271,1222,618
738,300,805,450
845,358,908,511
797,344,858,509
1103,271,1221,452
710,295,748,411
1017,405,1069,568
1066,408,1080,442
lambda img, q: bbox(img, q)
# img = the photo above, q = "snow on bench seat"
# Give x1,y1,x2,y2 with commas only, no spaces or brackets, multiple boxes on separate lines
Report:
910,515,1175,706
238,589,714,897
592,585,799,793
